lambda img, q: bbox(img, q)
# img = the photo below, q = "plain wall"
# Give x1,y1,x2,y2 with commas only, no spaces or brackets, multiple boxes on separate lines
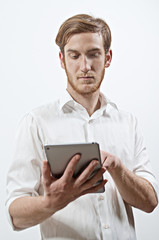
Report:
0,0,159,239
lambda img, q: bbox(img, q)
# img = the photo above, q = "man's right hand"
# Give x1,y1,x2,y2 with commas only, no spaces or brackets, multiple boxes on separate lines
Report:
42,154,107,214
9,154,107,230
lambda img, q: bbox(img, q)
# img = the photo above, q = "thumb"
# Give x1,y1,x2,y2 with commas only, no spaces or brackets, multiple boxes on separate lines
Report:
42,160,56,187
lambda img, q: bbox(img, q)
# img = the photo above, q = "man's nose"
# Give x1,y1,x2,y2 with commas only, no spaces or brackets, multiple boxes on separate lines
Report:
80,56,91,73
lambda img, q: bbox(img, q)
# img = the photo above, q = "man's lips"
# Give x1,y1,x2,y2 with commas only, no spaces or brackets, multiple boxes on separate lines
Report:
77,76,94,84
77,76,94,79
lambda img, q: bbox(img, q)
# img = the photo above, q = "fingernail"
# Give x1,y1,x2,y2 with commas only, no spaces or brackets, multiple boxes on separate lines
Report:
75,154,81,160
93,160,98,166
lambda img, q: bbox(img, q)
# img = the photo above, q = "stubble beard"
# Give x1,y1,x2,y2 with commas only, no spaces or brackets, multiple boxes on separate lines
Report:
65,66,105,96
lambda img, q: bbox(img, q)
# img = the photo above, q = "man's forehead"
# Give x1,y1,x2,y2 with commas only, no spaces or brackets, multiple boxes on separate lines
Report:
64,32,104,52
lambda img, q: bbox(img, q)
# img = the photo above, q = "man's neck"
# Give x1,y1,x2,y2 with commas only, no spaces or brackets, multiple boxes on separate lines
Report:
67,88,101,117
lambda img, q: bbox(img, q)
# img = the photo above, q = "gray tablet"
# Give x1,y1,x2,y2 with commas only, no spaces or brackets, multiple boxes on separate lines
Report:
44,142,105,193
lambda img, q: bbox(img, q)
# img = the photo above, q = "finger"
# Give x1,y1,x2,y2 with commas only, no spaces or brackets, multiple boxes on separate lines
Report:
62,154,81,181
75,160,99,186
80,167,106,192
100,150,106,162
42,160,56,187
102,156,115,169
81,179,108,195
100,150,110,164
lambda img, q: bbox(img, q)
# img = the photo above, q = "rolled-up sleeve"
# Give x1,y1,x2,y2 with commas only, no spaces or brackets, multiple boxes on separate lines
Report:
133,118,159,201
5,113,45,229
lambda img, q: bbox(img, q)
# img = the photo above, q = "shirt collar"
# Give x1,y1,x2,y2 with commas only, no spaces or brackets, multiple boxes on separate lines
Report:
59,90,74,110
59,90,118,116
99,92,118,113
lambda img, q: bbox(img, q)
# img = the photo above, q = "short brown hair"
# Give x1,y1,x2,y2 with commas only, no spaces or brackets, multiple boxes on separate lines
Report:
55,14,111,54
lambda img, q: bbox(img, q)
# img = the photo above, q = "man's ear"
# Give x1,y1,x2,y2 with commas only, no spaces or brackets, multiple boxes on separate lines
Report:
59,52,65,69
105,49,112,68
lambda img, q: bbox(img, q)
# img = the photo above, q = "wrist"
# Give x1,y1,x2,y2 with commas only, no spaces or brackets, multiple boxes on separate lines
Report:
108,160,125,178
40,195,57,215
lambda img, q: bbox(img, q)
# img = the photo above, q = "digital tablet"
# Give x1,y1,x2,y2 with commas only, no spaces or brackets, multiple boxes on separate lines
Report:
44,142,105,193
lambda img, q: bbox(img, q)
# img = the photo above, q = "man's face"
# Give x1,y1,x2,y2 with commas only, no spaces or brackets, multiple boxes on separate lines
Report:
59,32,112,95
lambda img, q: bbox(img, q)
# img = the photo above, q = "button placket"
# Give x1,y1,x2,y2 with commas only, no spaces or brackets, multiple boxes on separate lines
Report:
96,194,111,238
86,120,94,142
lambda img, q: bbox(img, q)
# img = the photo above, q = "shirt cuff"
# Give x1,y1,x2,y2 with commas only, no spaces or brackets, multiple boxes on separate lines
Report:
136,172,159,202
5,195,31,231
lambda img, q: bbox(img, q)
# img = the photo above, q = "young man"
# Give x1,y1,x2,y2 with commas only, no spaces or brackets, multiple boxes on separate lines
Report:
6,14,158,239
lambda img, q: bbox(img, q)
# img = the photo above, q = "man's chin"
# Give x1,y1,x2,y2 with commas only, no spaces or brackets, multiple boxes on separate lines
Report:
75,86,98,95
67,79,101,95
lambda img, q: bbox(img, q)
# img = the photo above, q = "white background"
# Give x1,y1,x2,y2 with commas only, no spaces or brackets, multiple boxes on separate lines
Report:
0,0,159,239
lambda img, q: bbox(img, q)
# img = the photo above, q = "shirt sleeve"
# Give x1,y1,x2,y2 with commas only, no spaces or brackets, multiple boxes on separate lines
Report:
133,118,159,201
5,113,45,229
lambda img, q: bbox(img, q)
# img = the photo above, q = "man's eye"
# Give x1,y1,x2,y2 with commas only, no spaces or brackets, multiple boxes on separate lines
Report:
88,52,100,58
70,54,79,59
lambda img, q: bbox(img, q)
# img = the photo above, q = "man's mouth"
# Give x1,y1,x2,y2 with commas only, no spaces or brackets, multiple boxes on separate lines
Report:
77,76,94,80
78,77,94,84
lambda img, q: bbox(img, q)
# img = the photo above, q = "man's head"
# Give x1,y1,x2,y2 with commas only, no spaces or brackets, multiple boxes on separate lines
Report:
55,14,111,55
55,14,112,96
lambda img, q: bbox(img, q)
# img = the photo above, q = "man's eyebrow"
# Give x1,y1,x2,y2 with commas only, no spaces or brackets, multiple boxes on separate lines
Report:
87,48,101,52
66,48,102,53
66,49,79,53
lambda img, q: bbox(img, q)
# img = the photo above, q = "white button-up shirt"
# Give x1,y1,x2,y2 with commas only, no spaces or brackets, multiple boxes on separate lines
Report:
6,91,158,240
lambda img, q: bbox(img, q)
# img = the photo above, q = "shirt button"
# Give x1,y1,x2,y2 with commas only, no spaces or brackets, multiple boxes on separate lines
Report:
98,195,104,201
104,224,110,229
